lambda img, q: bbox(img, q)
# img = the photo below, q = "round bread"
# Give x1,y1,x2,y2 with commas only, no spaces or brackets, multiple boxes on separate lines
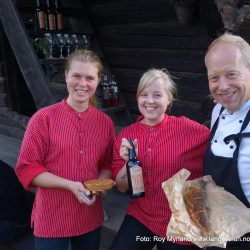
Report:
84,179,114,191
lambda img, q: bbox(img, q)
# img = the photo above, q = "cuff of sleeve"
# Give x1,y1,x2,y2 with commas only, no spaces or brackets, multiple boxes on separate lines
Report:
19,164,48,190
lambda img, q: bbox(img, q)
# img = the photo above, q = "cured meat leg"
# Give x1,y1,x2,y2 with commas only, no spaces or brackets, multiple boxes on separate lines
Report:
183,179,211,236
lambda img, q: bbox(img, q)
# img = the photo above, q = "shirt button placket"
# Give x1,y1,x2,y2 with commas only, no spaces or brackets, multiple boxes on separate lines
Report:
78,113,84,157
79,131,84,155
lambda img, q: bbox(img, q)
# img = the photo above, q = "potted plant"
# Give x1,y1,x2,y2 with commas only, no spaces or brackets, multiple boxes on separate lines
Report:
33,37,49,59
168,0,198,24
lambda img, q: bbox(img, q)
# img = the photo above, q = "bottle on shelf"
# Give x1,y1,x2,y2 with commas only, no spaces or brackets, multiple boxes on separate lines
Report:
101,74,111,108
110,75,120,106
35,0,46,30
126,139,145,199
46,0,56,31
55,0,63,31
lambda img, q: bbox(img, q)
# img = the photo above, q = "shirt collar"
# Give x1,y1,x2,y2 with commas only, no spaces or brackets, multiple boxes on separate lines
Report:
137,114,169,131
62,98,92,116
222,98,250,115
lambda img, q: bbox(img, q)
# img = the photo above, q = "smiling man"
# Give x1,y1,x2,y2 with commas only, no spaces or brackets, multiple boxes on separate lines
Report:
203,33,250,250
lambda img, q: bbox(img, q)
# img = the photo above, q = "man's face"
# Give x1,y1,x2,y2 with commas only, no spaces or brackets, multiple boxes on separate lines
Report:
205,42,250,114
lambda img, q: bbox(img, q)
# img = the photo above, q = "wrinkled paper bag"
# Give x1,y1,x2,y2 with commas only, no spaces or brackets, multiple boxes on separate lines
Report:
162,168,250,248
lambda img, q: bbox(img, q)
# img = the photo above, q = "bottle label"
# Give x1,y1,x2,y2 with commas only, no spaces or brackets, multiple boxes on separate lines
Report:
57,13,63,30
39,11,46,29
129,166,145,194
48,14,55,30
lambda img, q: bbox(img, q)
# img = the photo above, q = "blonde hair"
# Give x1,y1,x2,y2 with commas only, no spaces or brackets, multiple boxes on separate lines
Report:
65,50,103,106
136,68,176,110
205,32,250,68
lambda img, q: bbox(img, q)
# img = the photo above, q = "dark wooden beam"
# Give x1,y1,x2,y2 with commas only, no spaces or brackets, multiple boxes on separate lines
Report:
104,48,206,72
97,22,210,37
0,0,55,109
85,0,175,25
99,34,212,50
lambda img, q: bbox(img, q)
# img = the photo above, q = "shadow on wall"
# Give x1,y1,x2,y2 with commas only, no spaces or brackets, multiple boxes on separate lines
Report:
200,95,215,128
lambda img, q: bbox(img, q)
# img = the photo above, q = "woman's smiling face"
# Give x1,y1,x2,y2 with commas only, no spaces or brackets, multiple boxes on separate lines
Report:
137,78,170,126
65,60,99,111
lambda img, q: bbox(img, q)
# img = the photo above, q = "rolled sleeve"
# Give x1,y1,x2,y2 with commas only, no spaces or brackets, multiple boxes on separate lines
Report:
16,163,47,190
15,111,50,190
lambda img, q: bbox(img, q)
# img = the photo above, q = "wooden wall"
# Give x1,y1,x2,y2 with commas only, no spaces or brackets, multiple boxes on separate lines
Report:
84,0,213,123
1,0,218,124
3,0,250,125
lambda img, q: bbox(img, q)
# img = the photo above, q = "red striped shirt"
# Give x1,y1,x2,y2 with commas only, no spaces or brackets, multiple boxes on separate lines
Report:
16,99,115,237
112,115,210,244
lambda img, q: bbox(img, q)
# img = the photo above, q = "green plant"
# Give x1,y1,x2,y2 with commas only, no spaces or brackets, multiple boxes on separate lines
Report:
168,0,196,6
33,37,49,55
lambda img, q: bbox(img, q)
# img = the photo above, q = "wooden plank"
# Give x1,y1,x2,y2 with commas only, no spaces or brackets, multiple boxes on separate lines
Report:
85,0,171,9
87,10,176,25
0,0,55,109
104,48,206,72
112,68,209,94
122,92,203,122
172,72,209,91
99,34,212,50
96,22,211,37
86,0,176,24
177,86,209,103
85,0,173,14
171,100,202,121
121,84,207,108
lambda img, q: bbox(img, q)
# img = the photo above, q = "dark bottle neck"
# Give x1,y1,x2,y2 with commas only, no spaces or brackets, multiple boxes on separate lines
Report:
128,140,136,160
55,0,60,9
36,0,41,7
46,0,51,8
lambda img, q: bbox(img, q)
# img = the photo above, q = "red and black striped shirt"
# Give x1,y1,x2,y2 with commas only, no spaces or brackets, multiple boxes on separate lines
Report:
112,115,210,243
16,99,115,237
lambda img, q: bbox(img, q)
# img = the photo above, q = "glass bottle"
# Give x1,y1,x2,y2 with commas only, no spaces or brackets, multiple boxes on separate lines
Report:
55,0,63,31
110,75,119,106
35,0,46,30
46,0,56,31
126,140,145,199
101,74,111,108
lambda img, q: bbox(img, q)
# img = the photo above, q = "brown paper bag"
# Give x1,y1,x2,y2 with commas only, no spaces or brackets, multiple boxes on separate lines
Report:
162,169,250,248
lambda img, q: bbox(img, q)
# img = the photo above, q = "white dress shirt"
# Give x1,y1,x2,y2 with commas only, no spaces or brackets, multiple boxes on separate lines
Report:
211,99,250,202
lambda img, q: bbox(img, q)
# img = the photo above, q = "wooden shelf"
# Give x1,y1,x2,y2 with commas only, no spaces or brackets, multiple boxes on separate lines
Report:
39,58,66,65
29,30,92,38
